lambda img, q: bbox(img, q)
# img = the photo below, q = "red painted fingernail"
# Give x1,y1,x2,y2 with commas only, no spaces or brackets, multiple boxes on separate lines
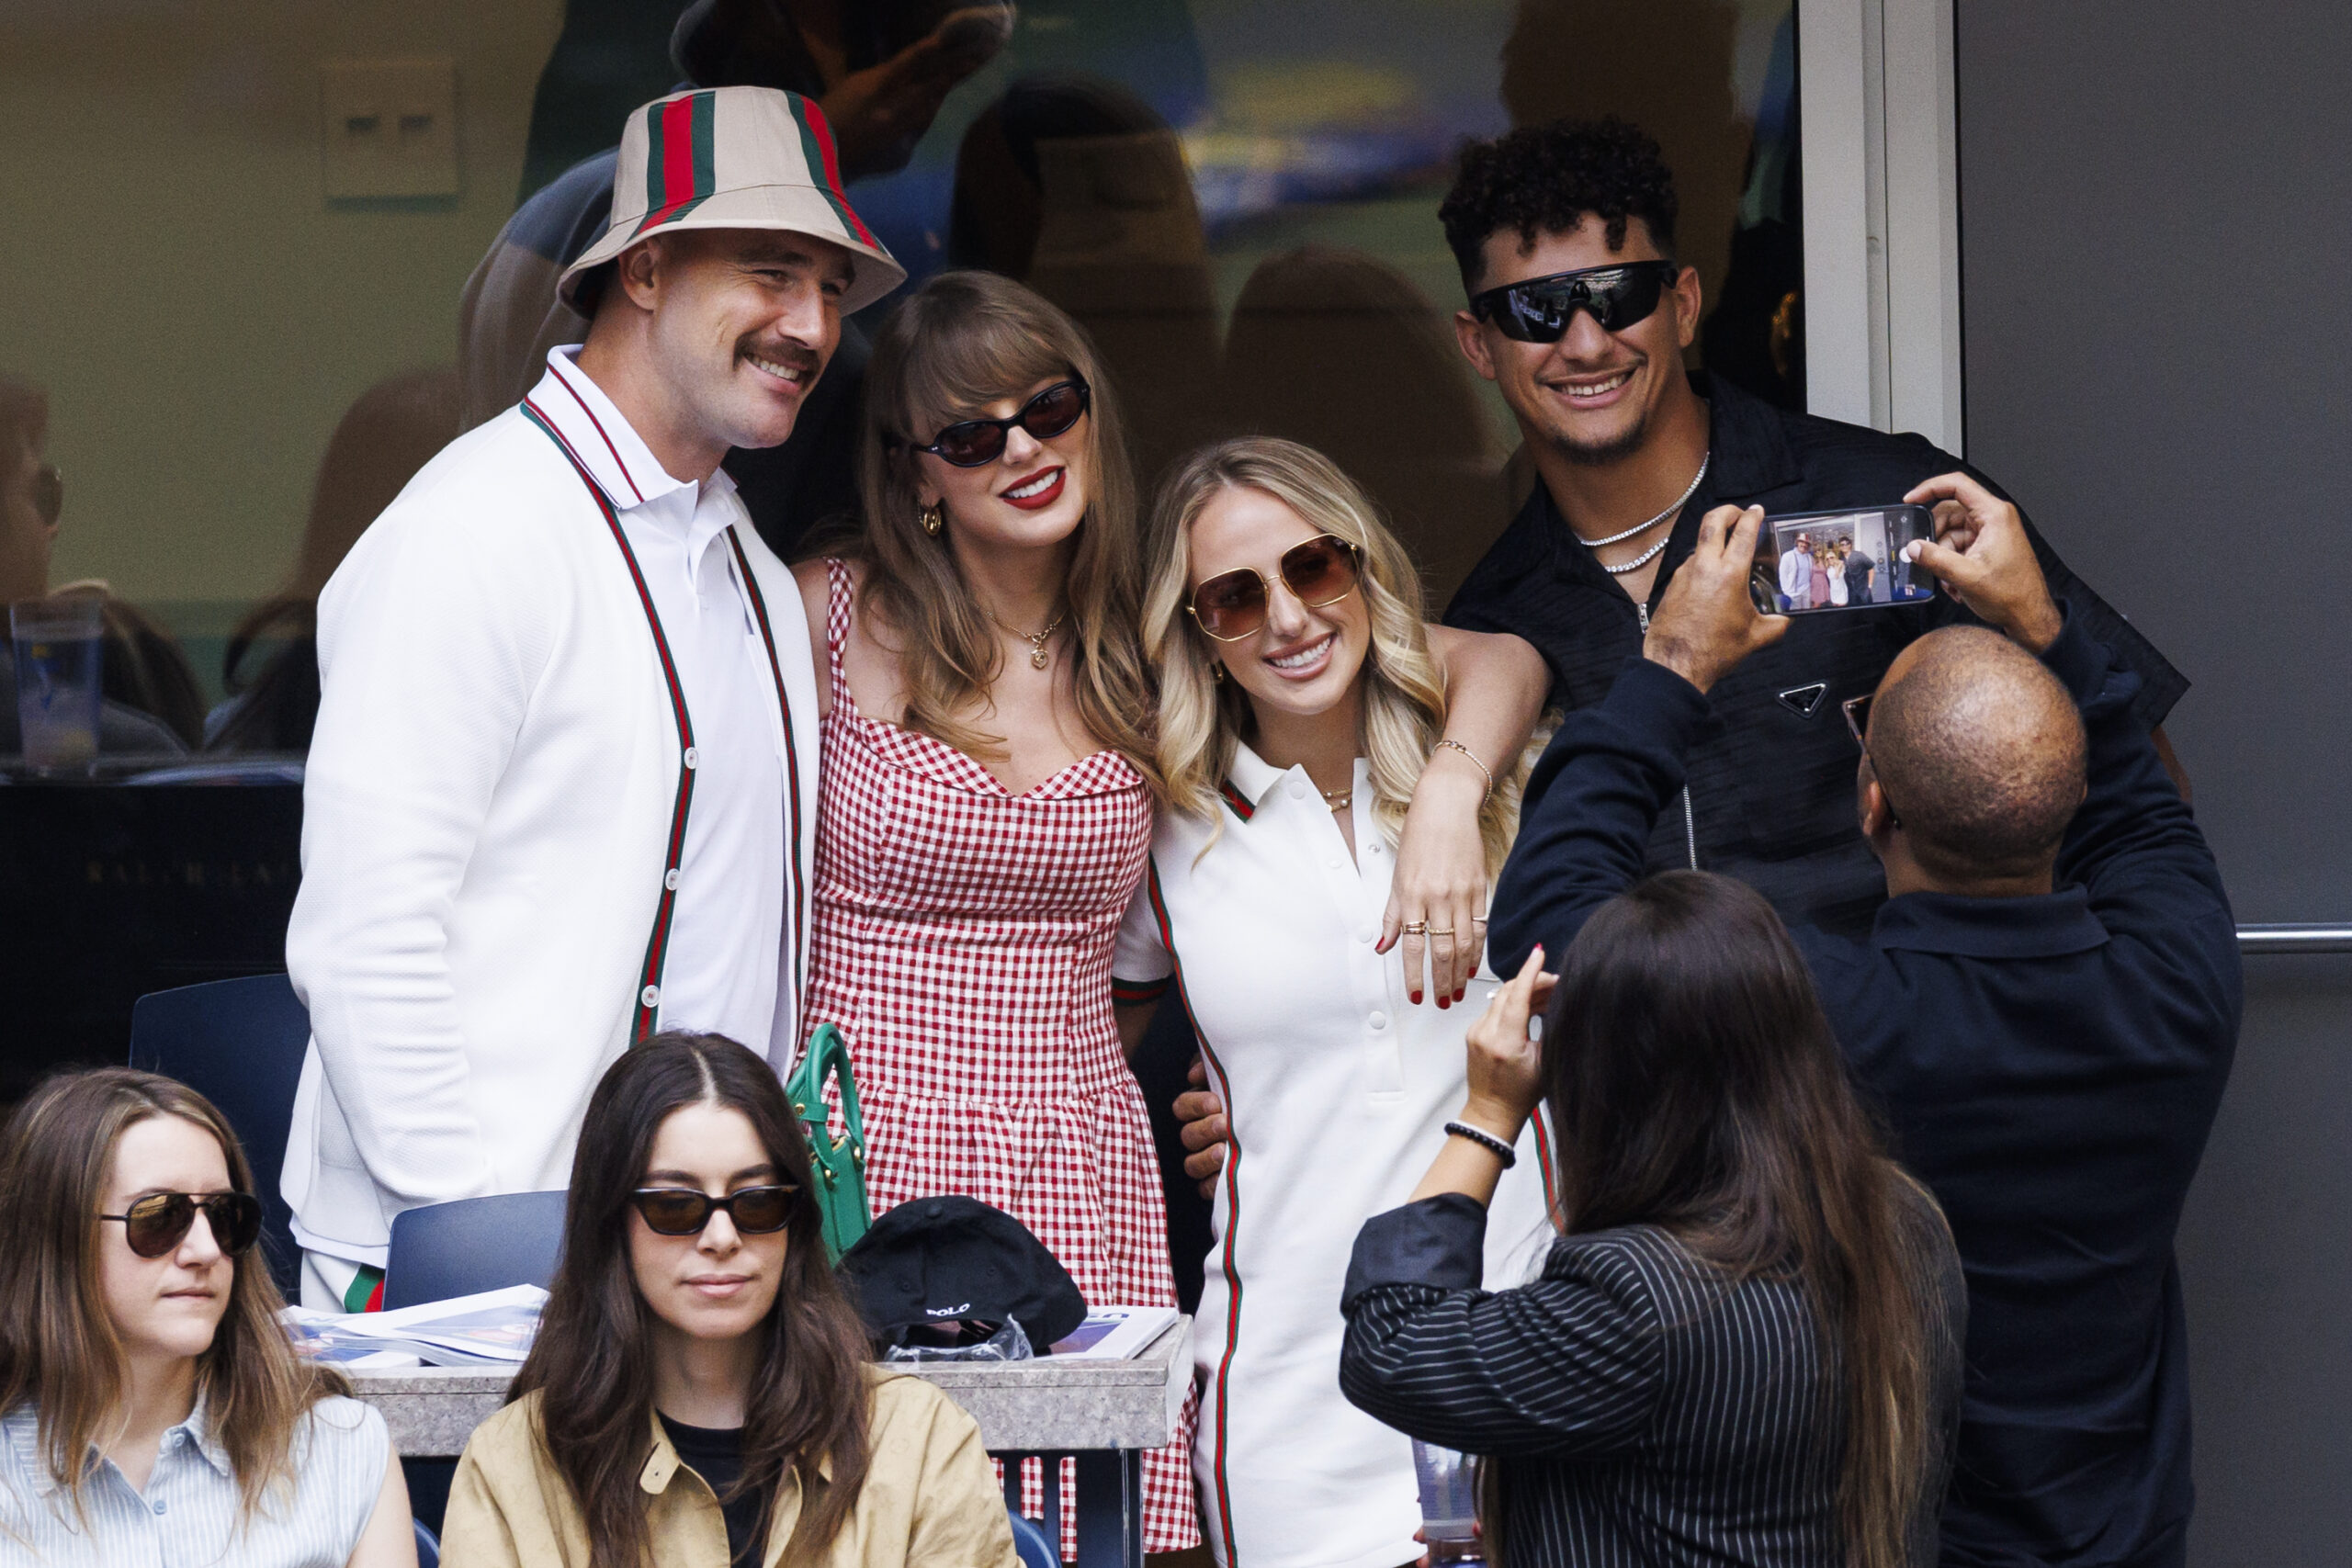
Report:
1437,997,1450,1010
1410,992,1422,1004
1455,988,1466,1002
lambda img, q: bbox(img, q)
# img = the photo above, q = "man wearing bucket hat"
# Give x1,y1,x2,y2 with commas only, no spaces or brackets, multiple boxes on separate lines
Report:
283,86,904,1313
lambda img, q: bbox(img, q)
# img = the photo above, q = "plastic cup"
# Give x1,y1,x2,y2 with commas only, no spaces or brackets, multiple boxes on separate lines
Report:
11,594,104,774
1410,1439,1485,1563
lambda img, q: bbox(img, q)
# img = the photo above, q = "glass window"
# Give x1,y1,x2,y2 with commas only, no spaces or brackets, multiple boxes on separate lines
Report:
0,0,1803,1070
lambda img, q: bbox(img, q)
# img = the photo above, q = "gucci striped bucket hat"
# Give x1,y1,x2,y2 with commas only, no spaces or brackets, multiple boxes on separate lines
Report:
560,85,905,315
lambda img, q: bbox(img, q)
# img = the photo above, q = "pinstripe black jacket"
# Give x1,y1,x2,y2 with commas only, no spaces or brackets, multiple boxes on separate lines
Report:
1340,1190,1964,1567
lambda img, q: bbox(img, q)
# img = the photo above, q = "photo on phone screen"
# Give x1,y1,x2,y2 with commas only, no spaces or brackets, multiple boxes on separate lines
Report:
1749,505,1937,615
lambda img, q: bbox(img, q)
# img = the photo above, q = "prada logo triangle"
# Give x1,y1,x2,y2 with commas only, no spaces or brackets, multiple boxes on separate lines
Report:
1777,681,1829,719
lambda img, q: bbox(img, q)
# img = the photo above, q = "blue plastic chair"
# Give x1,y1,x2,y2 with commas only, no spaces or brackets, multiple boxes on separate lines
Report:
1007,1506,1057,1568
413,1517,440,1568
129,974,311,1298
383,1190,569,1310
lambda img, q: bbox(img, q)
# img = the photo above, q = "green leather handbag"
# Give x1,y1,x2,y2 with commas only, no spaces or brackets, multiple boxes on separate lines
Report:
784,1023,872,1264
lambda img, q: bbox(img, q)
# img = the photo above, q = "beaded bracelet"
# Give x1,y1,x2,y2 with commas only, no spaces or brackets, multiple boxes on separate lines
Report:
1432,739,1494,800
1442,1119,1518,1168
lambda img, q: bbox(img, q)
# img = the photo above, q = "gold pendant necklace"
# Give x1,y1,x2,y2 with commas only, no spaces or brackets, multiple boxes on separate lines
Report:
1321,785,1352,811
989,609,1067,670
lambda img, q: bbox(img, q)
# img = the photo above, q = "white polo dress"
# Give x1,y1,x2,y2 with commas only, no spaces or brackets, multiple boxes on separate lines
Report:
1114,744,1558,1568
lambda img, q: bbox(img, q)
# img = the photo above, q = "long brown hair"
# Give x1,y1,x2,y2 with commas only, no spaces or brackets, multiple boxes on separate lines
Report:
0,1068,347,1521
1539,873,1951,1568
1143,437,1523,874
848,270,1160,786
511,1033,873,1568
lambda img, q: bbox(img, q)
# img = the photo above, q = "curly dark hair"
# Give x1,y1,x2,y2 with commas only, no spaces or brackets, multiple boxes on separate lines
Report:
1439,117,1679,292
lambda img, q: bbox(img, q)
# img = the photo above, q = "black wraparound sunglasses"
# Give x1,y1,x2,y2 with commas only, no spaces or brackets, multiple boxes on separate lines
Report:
1470,260,1680,343
905,379,1090,468
630,1183,802,1236
101,1190,263,1258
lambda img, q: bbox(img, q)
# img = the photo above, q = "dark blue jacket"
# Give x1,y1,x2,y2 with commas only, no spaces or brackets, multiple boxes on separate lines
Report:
1488,609,2241,1568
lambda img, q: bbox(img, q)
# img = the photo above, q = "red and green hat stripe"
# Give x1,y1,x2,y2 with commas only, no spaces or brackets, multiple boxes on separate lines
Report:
634,90,718,237
787,96,879,248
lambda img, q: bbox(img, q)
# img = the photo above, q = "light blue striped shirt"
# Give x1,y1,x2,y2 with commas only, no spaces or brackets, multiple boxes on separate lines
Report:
0,1392,389,1566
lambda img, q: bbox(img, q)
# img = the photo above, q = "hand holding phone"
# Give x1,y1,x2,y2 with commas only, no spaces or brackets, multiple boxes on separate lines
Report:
1901,472,2064,652
1646,504,1789,693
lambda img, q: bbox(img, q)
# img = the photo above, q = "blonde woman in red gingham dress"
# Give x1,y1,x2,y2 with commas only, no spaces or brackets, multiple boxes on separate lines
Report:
789,273,1199,1556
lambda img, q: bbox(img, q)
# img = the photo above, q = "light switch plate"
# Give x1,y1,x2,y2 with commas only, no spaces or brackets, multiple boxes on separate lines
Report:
319,58,458,201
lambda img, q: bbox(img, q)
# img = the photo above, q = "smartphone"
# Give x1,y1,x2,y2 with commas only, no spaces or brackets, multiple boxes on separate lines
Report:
1748,504,1937,615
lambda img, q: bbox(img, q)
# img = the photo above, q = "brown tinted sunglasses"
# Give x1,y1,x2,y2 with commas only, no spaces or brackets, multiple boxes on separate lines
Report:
101,1190,263,1258
1186,534,1363,642
629,1183,801,1236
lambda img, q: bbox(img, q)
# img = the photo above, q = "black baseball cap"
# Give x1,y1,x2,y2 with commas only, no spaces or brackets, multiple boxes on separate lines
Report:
840,1196,1087,1349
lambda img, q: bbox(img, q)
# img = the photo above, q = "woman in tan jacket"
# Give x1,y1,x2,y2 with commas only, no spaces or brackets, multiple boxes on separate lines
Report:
440,1033,1017,1568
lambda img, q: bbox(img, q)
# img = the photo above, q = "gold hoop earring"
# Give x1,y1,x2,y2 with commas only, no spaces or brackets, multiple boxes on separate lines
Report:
1211,661,1225,684
920,503,944,537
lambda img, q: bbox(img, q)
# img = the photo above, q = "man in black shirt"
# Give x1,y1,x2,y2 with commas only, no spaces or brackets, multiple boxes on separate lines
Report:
1487,485,2238,1568
1439,119,2186,935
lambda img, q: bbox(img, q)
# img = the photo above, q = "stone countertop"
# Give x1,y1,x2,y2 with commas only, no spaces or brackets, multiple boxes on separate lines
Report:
354,1316,1191,1458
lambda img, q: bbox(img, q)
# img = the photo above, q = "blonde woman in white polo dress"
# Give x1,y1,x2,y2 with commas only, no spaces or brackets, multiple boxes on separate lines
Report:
1114,438,1557,1568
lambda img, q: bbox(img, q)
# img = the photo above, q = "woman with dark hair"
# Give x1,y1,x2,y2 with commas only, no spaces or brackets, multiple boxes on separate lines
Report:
1340,872,1967,1568
0,1068,413,1564
440,1032,1014,1568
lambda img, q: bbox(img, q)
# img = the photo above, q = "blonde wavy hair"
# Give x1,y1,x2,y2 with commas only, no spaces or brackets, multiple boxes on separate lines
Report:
1143,438,1521,873
849,271,1159,788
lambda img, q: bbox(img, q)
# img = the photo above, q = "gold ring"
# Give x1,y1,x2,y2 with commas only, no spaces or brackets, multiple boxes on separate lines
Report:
1401,920,1428,935
1427,927,1455,937
1470,914,1489,925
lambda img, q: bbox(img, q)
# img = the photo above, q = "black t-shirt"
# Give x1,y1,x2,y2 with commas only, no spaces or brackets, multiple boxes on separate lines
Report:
1446,372,2188,938
660,1414,766,1566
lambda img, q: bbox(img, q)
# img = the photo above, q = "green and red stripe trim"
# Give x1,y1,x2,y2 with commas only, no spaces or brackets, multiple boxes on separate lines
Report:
1111,976,1171,1005
1145,858,1244,1566
342,1263,385,1314
1216,780,1255,822
786,96,879,249
634,91,719,238
725,531,808,990
522,400,696,1042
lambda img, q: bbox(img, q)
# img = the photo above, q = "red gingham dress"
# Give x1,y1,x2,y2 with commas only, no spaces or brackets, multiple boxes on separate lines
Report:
805,562,1198,1553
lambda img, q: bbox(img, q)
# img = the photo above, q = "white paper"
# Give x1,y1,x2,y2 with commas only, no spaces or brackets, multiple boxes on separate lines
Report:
284,1283,546,1367
1046,1305,1180,1360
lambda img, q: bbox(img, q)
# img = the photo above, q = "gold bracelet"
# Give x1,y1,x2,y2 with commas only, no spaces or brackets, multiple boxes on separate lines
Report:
1432,738,1493,801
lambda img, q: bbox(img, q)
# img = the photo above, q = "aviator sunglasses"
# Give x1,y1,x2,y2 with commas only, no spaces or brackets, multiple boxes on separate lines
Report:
1187,533,1363,643
629,1183,801,1236
905,378,1090,468
100,1190,264,1258
1470,259,1680,343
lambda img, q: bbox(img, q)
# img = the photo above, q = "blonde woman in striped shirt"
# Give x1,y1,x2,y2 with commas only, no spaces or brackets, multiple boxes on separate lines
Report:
0,1068,413,1566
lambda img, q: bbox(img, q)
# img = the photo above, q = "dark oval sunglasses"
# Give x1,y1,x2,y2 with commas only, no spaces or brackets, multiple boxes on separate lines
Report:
101,1190,263,1258
907,379,1090,468
1187,533,1363,643
1470,259,1679,343
630,1183,801,1237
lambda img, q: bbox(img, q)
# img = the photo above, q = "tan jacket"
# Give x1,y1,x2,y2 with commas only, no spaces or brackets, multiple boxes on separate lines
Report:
439,1370,1020,1568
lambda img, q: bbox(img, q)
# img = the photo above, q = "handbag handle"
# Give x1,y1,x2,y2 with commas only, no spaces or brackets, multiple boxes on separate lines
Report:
792,1022,865,1154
